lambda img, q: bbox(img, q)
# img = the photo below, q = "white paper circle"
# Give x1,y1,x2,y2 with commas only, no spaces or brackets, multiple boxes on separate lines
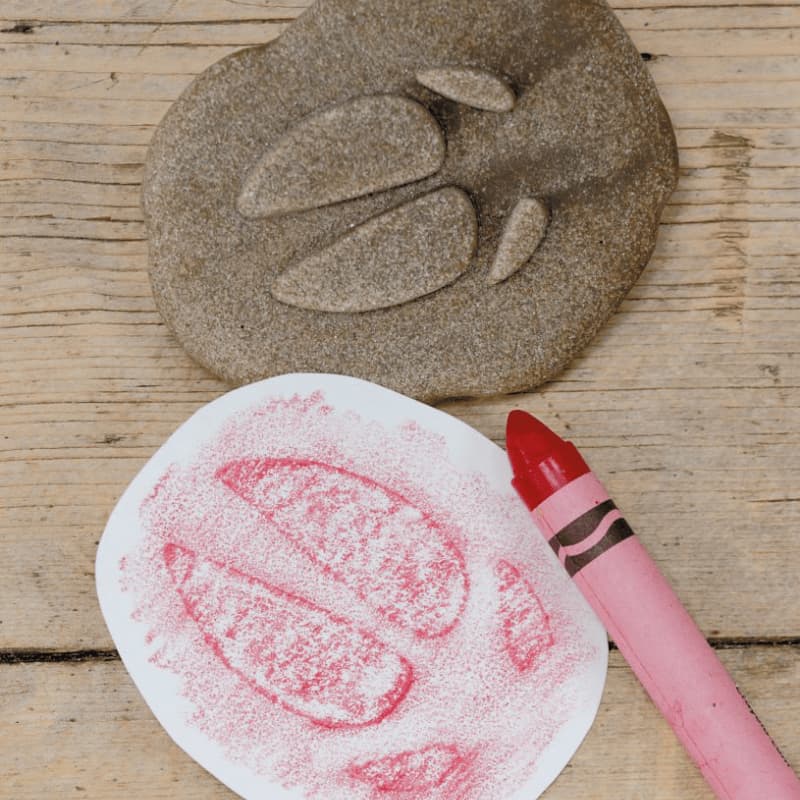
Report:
97,374,607,800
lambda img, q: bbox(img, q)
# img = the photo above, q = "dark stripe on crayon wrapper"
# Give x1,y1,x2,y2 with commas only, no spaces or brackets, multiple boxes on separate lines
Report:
565,518,634,577
547,499,617,549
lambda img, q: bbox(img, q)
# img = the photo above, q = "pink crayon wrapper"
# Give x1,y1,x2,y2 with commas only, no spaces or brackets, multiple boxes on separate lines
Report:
533,472,800,800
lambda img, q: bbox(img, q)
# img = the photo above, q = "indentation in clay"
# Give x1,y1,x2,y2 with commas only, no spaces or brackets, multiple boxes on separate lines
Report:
488,197,550,284
237,94,446,219
271,187,478,313
416,67,516,112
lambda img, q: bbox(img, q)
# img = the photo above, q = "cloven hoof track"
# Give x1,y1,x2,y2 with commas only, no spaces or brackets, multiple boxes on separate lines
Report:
238,83,549,312
143,0,679,401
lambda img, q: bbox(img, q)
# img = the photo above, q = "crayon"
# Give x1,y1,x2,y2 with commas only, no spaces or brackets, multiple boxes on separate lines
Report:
505,410,800,800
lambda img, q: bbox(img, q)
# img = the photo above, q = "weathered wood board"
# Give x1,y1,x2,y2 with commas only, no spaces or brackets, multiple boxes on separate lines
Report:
1,1,798,797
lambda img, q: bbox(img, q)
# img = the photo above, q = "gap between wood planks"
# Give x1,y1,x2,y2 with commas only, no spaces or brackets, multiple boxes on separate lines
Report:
2,638,799,665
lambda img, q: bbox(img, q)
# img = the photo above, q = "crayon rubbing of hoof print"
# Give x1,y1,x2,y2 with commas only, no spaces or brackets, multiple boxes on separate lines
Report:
122,392,600,799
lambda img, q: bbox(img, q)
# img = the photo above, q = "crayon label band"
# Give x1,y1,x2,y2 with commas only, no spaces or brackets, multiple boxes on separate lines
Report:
547,500,634,577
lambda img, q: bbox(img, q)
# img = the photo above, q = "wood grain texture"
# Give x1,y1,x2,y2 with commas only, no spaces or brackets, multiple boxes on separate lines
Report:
1,1,798,797
2,648,798,798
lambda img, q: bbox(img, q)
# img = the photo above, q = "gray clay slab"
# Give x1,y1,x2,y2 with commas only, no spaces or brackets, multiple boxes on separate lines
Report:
143,0,678,402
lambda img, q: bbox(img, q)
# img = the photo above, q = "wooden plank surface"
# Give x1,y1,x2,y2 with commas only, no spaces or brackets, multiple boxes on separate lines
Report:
2,648,798,799
1,1,798,797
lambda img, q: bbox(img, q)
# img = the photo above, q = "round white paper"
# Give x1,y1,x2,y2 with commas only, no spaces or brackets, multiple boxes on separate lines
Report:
97,374,607,800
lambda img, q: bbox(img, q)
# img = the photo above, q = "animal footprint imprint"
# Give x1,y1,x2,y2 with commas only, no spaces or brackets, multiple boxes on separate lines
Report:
271,187,477,312
143,0,678,398
101,377,610,799
164,543,413,728
216,458,469,638
347,744,470,792
496,560,554,671
237,95,446,219
241,79,549,311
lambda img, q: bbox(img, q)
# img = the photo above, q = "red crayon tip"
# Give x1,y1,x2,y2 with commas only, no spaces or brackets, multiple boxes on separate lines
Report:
505,410,590,509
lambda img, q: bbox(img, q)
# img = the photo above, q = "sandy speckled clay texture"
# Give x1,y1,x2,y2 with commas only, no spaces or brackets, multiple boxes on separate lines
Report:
143,0,678,402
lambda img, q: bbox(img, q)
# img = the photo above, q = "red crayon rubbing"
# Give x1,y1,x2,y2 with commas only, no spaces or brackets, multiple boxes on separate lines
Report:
164,543,413,729
495,560,554,672
216,458,469,638
121,394,602,800
347,744,469,793
506,409,800,800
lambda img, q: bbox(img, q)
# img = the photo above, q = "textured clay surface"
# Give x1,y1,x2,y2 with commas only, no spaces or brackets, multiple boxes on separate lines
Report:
143,0,679,402
237,95,446,219
272,187,477,312
415,67,517,113
489,197,550,284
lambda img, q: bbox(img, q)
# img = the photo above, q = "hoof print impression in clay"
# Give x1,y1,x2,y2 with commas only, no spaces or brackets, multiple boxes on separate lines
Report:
416,67,517,112
143,0,678,401
489,198,550,285
272,188,477,312
237,95,446,219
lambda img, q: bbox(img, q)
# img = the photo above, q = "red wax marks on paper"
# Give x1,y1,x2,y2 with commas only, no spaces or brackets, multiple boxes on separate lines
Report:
348,744,471,794
164,543,412,729
216,458,468,639
496,560,555,672
121,391,600,800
